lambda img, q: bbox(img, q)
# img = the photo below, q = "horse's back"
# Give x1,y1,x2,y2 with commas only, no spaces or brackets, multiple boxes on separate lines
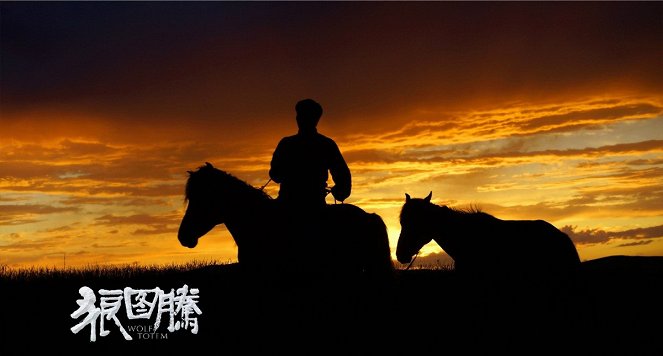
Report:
536,219,580,263
325,202,370,218
325,203,394,280
526,220,580,266
475,219,580,273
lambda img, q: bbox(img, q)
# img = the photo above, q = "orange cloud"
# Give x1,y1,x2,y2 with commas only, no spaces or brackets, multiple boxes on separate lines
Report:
2,2,662,267
0,204,80,225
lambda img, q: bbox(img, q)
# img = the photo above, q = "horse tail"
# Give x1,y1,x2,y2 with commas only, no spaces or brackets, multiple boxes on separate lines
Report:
364,213,394,282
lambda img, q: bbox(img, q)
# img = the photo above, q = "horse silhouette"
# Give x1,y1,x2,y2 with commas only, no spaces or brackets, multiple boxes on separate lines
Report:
178,162,393,282
396,192,580,278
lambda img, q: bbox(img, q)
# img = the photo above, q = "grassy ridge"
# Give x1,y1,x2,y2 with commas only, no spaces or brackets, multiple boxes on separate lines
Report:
1,256,662,355
0,260,225,281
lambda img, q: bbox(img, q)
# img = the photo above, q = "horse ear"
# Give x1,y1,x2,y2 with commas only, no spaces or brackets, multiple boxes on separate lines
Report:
405,193,411,201
205,162,213,168
424,191,432,202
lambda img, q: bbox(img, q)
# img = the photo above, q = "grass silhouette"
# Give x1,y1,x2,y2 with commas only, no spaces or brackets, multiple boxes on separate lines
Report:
1,256,662,355
0,260,223,281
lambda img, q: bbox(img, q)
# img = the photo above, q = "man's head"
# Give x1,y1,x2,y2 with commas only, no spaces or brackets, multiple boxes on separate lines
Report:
296,99,323,131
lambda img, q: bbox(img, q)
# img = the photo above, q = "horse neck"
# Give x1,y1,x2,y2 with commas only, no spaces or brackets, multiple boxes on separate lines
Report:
218,185,270,248
430,205,477,259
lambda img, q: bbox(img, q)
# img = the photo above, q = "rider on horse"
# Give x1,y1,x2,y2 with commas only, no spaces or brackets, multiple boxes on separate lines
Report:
269,99,351,209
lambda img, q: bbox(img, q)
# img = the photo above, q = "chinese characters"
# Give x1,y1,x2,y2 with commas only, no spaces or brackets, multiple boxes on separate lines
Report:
71,285,201,342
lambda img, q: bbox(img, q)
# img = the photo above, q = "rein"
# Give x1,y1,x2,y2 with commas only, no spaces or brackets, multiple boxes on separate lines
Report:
325,187,342,205
260,179,341,205
259,178,272,191
405,251,420,271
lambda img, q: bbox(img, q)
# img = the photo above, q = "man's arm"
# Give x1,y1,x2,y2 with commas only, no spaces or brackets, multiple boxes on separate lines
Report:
329,142,351,202
269,139,286,183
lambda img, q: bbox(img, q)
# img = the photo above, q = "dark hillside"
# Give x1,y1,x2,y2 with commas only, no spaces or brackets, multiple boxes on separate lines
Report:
1,256,661,355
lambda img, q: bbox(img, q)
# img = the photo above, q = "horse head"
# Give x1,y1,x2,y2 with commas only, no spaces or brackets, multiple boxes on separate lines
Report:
396,191,436,264
178,162,226,248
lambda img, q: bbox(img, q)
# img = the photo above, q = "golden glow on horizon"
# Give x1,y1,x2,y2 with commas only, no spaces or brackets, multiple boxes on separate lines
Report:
1,95,663,268
3,2,662,269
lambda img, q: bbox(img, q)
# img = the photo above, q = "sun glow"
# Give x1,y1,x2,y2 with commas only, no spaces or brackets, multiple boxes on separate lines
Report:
2,2,662,268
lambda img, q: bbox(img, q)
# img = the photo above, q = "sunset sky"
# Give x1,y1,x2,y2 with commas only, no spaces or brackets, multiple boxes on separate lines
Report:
1,2,662,268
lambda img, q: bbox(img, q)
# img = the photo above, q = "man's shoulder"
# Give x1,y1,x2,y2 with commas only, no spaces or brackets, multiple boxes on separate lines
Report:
278,134,299,145
286,132,337,144
313,132,338,146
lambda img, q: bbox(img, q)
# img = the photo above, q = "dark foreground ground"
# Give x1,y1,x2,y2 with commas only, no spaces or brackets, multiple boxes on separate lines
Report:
1,255,662,355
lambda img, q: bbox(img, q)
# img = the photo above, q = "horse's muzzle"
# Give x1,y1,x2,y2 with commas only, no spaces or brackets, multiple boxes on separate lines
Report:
179,235,198,248
178,223,200,248
396,253,412,264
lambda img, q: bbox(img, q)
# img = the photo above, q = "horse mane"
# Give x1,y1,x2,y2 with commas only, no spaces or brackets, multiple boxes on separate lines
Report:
185,164,272,203
447,204,484,215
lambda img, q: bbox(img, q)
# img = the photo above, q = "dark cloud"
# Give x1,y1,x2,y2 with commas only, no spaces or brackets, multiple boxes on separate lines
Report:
344,149,404,164
91,242,130,249
479,185,663,226
355,197,409,206
627,158,663,166
133,225,178,236
610,225,663,240
577,186,663,215
0,204,79,226
380,122,458,141
0,204,78,214
560,226,610,244
0,140,255,183
0,196,26,203
0,140,117,163
2,178,184,199
530,140,663,158
0,217,41,226
0,162,66,180
562,225,663,245
521,104,662,131
616,240,653,248
60,140,117,156
2,2,661,137
345,139,663,166
453,139,663,163
60,196,168,207
94,213,179,226
0,239,62,252
92,214,181,240
39,224,79,233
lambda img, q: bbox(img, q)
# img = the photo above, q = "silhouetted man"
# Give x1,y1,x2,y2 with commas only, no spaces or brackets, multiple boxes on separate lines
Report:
270,99,351,209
